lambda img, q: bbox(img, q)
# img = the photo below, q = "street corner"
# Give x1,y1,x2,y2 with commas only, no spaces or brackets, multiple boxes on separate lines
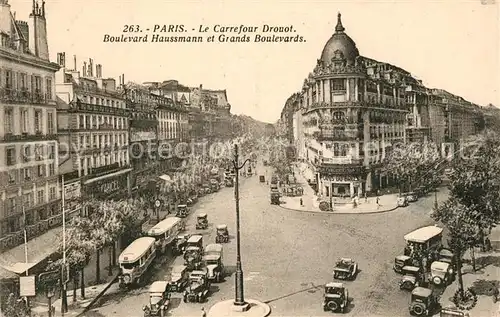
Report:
207,299,271,317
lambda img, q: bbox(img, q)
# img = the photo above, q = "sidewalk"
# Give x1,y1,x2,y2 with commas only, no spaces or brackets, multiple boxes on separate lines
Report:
31,280,121,317
437,250,500,317
279,163,399,214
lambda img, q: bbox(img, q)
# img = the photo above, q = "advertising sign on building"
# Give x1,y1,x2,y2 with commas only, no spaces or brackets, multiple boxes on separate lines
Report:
19,276,36,297
64,181,81,201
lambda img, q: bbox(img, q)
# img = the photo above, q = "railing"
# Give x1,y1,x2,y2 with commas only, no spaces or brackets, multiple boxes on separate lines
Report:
315,132,361,141
0,87,51,104
320,157,363,165
86,162,124,178
2,132,58,142
72,101,128,116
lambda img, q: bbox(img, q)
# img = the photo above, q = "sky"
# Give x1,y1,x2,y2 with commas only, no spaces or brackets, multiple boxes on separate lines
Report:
8,0,499,123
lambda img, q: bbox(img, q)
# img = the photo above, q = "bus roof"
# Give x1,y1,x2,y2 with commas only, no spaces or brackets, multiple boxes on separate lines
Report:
404,226,443,243
147,217,181,236
204,243,223,254
119,237,155,263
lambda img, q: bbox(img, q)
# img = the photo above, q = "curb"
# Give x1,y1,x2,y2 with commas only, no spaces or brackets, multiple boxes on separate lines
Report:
277,204,400,215
76,273,120,316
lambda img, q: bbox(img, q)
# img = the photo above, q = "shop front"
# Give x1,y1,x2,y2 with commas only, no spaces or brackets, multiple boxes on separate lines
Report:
318,165,367,198
82,168,132,200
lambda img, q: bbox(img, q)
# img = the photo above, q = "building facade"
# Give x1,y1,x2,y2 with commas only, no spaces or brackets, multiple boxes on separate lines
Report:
56,57,131,202
123,82,159,197
285,13,485,198
0,0,61,252
300,13,407,197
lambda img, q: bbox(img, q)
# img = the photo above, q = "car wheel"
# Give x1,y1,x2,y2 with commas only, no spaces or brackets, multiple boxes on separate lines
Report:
326,301,338,311
411,303,426,316
432,276,443,286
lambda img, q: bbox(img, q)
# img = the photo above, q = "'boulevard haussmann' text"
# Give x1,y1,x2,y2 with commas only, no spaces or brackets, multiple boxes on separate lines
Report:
103,34,305,43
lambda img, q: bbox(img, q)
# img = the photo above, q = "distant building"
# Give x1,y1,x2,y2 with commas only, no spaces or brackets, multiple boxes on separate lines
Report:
0,0,61,253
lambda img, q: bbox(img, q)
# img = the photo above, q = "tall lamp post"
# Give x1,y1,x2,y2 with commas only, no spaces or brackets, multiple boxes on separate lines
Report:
232,144,250,310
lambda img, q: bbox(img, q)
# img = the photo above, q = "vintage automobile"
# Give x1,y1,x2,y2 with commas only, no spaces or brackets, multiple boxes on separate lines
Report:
143,281,171,317
399,266,422,291
196,213,209,230
168,265,189,292
215,224,229,243
270,191,280,205
172,234,190,255
430,261,455,287
394,255,413,273
176,205,188,218
323,282,349,313
438,249,455,266
210,179,219,192
401,192,418,202
183,270,210,303
397,196,409,207
204,244,224,283
184,246,203,270
202,184,211,195
409,287,439,316
333,258,358,280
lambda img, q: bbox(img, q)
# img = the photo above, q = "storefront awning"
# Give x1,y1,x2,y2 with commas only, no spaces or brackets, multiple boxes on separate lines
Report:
0,228,62,275
83,168,133,185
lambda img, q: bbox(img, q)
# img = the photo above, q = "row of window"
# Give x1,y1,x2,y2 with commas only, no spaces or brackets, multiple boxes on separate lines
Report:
78,133,128,149
6,145,56,166
4,107,55,135
158,111,183,121
78,114,128,130
6,164,56,184
1,69,53,100
158,121,178,139
78,152,129,176
1,204,60,235
5,186,58,215
79,94,125,109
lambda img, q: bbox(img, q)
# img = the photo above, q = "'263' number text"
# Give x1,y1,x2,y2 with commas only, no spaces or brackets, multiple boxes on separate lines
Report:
123,25,141,32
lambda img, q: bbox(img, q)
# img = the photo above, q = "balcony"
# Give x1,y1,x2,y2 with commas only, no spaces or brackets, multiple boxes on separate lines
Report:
86,162,129,179
314,131,362,141
2,132,58,142
320,157,363,165
72,101,128,116
0,87,51,105
130,118,158,129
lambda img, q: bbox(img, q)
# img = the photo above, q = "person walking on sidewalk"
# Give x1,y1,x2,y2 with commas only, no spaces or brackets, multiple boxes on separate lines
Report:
376,196,380,209
201,307,207,317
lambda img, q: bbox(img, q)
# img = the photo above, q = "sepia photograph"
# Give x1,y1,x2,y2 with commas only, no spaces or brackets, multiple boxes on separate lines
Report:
0,0,499,316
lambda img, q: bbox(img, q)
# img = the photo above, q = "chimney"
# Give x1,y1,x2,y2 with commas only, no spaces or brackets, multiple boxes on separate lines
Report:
57,52,65,67
96,64,102,78
122,74,125,85
88,58,93,77
82,61,87,77
73,55,77,71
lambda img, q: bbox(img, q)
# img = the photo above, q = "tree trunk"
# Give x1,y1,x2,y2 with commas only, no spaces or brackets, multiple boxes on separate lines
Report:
73,274,77,302
80,268,85,299
95,249,101,284
108,247,113,276
456,251,465,298
470,247,476,272
112,242,117,266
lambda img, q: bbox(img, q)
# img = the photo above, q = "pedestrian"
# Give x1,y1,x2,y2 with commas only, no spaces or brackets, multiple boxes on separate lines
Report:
300,198,303,206
364,192,367,203
376,196,380,209
201,307,207,317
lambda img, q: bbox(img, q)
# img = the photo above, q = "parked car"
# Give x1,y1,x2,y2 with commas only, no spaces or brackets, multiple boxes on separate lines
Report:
215,224,229,243
176,205,188,218
143,281,171,317
409,287,439,316
430,261,455,287
168,265,189,292
333,258,358,280
399,266,422,291
323,282,349,313
397,196,409,207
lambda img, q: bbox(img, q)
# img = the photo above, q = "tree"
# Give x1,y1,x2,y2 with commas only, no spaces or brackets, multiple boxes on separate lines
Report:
431,197,478,307
448,130,500,254
383,141,441,193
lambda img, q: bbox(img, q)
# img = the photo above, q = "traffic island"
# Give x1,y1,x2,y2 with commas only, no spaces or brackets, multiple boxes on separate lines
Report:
207,299,271,317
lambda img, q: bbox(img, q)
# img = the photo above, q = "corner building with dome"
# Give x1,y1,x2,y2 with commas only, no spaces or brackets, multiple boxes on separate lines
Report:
295,13,482,198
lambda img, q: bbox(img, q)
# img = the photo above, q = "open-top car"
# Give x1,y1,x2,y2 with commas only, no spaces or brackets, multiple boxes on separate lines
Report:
196,213,208,230
333,258,358,280
215,224,229,243
168,265,189,292
430,261,455,287
172,234,190,255
409,287,439,316
394,255,413,273
323,282,349,313
143,281,171,317
176,205,188,218
184,246,203,271
183,270,210,303
399,266,422,291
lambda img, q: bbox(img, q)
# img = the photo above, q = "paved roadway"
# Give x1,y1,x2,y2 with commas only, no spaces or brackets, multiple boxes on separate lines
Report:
88,162,440,317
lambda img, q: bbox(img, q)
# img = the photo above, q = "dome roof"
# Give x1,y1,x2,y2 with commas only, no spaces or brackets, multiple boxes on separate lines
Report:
320,13,360,65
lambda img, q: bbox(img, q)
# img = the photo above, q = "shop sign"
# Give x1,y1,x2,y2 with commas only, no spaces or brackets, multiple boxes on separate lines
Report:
19,276,36,297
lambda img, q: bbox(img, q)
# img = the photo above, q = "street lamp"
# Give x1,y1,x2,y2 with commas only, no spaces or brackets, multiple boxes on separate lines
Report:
231,144,250,310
